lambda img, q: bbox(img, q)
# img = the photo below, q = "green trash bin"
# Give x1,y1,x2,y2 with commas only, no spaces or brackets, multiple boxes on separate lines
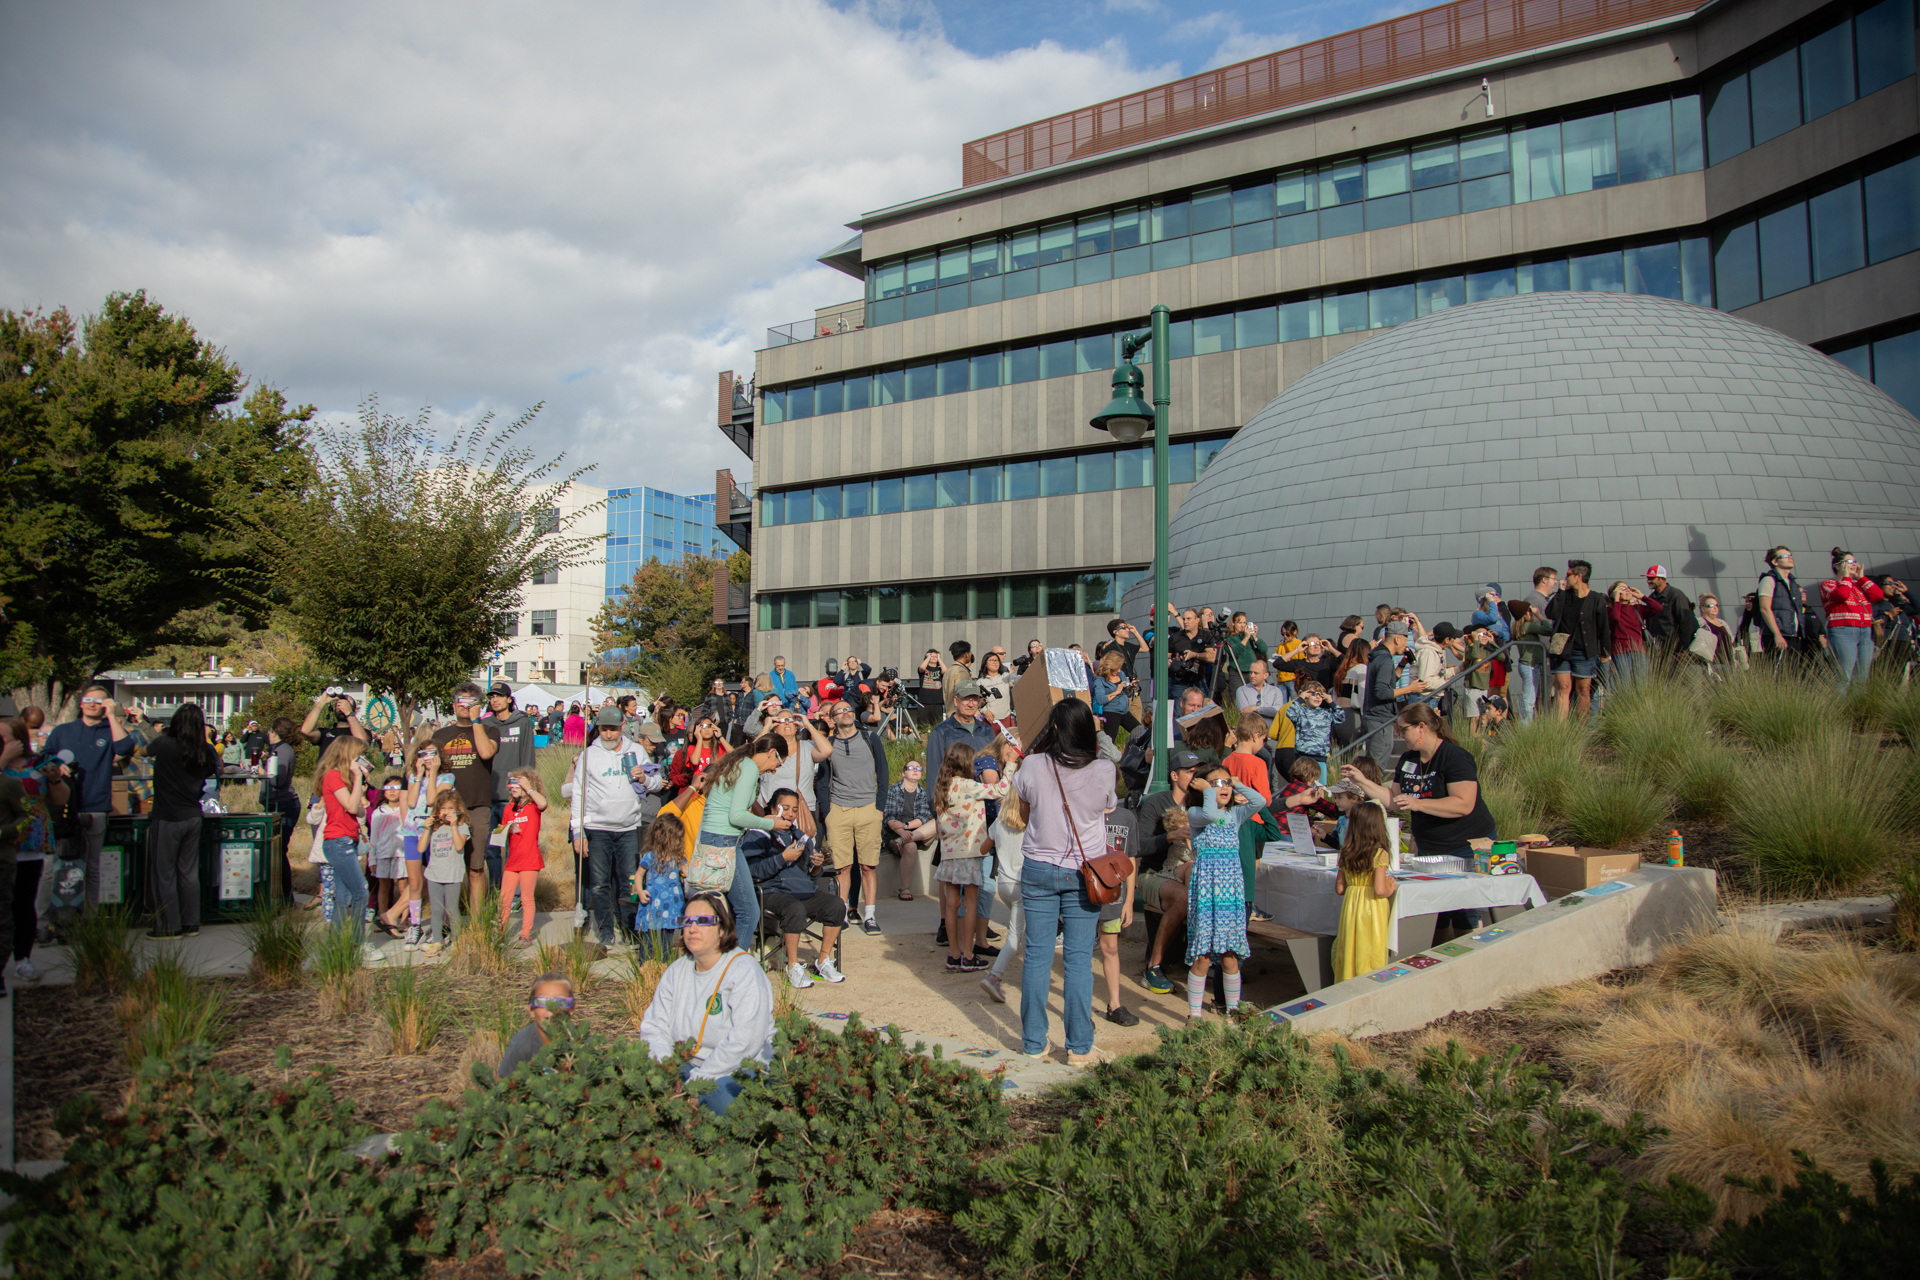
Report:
100,815,150,915
202,813,280,923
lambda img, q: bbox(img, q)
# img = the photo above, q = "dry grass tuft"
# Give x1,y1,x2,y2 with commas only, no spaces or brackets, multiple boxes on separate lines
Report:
620,952,669,1031
449,887,512,976
452,1027,507,1091
319,970,372,1021
1301,1031,1380,1072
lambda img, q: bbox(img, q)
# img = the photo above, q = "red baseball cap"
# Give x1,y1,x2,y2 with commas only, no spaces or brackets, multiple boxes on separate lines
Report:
1645,565,1669,579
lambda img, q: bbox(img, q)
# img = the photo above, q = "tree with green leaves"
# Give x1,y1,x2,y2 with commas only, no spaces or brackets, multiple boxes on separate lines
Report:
591,554,745,706
226,398,604,731
0,292,315,713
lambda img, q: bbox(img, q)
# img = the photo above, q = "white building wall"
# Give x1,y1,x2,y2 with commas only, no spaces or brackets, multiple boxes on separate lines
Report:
494,480,609,685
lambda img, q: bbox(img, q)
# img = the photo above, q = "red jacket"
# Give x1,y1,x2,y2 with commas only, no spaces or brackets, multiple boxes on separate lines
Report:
1820,576,1883,629
669,741,723,791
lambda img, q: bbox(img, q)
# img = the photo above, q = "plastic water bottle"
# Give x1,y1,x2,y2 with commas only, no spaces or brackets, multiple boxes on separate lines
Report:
1666,829,1684,866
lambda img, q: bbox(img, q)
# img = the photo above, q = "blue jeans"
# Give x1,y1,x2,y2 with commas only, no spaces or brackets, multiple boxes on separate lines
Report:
1512,659,1538,723
320,837,368,942
1610,649,1648,689
1831,626,1874,687
681,1064,747,1116
487,801,507,888
585,828,639,946
725,847,761,949
1018,861,1099,1055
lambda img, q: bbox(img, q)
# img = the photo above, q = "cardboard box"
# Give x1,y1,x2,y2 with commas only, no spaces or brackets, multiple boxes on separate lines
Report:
1010,653,1091,737
1526,846,1640,897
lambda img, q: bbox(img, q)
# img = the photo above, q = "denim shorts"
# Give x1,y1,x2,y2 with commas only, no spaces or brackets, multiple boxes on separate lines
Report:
1550,645,1598,678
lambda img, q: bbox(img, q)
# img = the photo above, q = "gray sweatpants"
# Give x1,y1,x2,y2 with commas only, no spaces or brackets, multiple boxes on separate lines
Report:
426,880,462,946
150,815,203,932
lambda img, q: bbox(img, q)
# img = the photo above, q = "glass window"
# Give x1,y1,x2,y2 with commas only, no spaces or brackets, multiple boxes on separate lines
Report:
1412,140,1457,188
1518,258,1569,292
903,472,935,511
761,491,784,527
763,387,785,424
1511,123,1563,203
1076,213,1111,257
969,239,1002,279
1008,345,1040,383
1829,343,1872,380
843,374,871,411
1614,101,1673,185
1040,338,1075,380
1277,297,1320,342
904,585,933,624
935,469,968,508
1416,274,1465,316
937,356,968,395
1167,318,1194,360
842,587,871,627
875,367,904,405
842,480,871,519
1681,236,1714,305
1461,171,1512,213
1193,313,1234,355
873,585,902,626
1866,155,1920,263
1323,291,1370,334
1561,112,1618,193
1759,203,1811,298
936,281,970,313
1713,221,1761,310
904,362,936,400
814,380,842,416
875,259,906,299
782,595,811,629
1232,180,1273,223
1319,201,1364,238
787,384,814,421
1365,151,1409,198
1077,452,1113,492
1857,0,1918,98
1191,186,1231,233
1369,282,1415,329
1236,304,1278,348
1413,184,1460,222
1076,334,1113,373
1191,227,1232,262
1799,19,1853,122
1365,187,1412,228
936,583,968,623
1233,220,1275,254
971,579,1003,621
1873,328,1920,417
1040,455,1076,496
1320,160,1363,206
1152,199,1190,240
1749,46,1802,146
1673,93,1704,172
873,475,904,514
780,489,809,524
814,591,840,629
1114,243,1153,276
1079,573,1116,614
812,485,841,522
1114,446,1151,488
1168,440,1197,483
1275,168,1316,216
1704,70,1751,165
971,351,1003,390
971,464,1004,504
938,245,968,285
1197,439,1226,473
868,296,904,327
1810,180,1866,281
1460,129,1509,179
1039,259,1075,292
1077,253,1112,285
1008,577,1039,618
1112,206,1147,249
1006,458,1039,501
1006,230,1038,271
1042,574,1077,617
1038,221,1074,266
1624,241,1682,298
1570,249,1624,292
1276,211,1318,246
905,253,936,294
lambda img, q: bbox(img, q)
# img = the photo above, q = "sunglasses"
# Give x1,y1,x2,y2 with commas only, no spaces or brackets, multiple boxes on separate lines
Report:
530,996,575,1013
80,698,105,706
679,913,722,929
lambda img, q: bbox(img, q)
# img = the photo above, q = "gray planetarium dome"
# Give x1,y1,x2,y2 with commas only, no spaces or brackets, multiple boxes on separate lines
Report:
1124,291,1920,635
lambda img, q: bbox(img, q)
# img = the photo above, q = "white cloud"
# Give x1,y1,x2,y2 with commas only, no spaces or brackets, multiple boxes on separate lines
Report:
1164,9,1306,70
0,0,1161,494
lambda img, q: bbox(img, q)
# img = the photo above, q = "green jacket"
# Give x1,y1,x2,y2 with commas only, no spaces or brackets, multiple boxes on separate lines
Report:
1223,634,1268,680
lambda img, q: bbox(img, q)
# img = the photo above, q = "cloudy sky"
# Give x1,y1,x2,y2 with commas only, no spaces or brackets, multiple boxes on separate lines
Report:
2,0,1387,495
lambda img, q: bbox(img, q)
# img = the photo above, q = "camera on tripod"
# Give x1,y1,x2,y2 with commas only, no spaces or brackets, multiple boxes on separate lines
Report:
877,667,898,682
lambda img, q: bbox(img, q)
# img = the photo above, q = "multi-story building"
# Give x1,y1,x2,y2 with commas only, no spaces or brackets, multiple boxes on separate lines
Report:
727,0,1919,676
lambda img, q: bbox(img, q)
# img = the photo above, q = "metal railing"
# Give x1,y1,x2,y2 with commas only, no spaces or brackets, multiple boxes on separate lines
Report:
765,314,866,348
1330,636,1551,767
961,0,1698,186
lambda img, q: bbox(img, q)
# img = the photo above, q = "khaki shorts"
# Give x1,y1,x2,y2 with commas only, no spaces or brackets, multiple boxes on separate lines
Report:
825,803,885,869
464,805,494,873
1137,866,1185,913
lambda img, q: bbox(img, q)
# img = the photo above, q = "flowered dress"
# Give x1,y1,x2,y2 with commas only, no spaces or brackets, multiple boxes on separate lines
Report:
934,775,1012,888
1184,780,1276,963
634,850,687,935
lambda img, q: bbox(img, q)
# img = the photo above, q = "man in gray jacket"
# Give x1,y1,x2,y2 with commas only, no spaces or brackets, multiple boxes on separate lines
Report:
565,706,653,956
481,681,540,889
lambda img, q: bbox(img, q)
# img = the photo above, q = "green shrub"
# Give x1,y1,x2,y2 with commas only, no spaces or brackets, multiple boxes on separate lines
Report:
241,901,309,987
0,1049,418,1280
1732,731,1902,894
1482,779,1546,843
1671,735,1744,823
1715,1155,1920,1275
1841,673,1913,735
376,963,447,1056
1484,715,1590,819
122,952,229,1067
1709,670,1833,752
66,905,137,995
1558,767,1672,848
1596,663,1706,776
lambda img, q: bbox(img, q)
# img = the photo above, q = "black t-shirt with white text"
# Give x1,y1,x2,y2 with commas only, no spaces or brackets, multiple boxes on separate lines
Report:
1395,740,1496,853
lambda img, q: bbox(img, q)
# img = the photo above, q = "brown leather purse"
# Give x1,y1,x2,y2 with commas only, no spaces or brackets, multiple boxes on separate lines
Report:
1050,758,1131,907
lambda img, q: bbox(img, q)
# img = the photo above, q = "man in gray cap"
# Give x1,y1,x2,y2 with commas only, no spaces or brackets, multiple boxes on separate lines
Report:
1362,621,1428,769
564,704,649,955
1132,747,1206,995
925,679,995,779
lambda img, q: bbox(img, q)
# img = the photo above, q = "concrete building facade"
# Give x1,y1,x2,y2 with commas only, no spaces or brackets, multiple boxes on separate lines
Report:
732,0,1920,676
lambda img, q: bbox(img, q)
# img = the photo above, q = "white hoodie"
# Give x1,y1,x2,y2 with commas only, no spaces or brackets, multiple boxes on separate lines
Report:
567,736,647,836
639,948,775,1080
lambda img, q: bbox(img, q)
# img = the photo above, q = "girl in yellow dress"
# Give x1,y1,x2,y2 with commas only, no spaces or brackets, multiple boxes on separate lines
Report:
1333,800,1398,981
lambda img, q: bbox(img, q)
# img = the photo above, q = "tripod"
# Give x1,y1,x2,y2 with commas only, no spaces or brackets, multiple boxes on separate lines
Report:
878,691,923,742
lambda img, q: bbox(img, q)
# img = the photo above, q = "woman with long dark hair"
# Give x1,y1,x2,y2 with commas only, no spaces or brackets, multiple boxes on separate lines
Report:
1009,697,1118,1065
690,731,794,948
148,702,219,940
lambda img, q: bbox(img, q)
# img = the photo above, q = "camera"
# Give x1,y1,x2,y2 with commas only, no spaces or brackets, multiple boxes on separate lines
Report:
1198,617,1229,646
878,666,898,682
1011,652,1037,675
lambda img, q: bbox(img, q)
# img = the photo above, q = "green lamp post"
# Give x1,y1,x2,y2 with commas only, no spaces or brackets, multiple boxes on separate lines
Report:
1090,303,1172,796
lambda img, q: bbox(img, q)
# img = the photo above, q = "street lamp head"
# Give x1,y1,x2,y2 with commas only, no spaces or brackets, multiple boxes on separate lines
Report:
1090,358,1152,443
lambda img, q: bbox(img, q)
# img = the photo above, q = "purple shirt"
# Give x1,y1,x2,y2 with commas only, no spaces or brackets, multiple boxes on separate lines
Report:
1010,756,1119,869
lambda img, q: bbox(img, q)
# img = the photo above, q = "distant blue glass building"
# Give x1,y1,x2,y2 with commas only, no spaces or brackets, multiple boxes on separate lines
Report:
604,488,724,597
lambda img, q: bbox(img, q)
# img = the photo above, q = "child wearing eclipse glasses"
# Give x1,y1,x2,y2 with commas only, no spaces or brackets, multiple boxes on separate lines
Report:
496,972,578,1080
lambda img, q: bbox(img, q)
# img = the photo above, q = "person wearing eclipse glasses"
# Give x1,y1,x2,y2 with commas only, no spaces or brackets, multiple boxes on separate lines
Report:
639,891,775,1116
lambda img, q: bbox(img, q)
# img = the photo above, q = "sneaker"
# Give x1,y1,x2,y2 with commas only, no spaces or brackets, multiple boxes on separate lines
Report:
812,956,845,984
403,924,421,950
1066,1046,1111,1068
422,942,444,956
180,926,200,939
935,922,948,946
1020,1043,1051,1060
959,955,990,972
1248,907,1274,923
145,928,180,941
14,959,40,983
860,916,881,937
1104,1005,1141,1027
973,943,1001,959
979,971,1006,1003
362,943,384,966
944,955,970,973
786,962,815,989
1142,965,1173,995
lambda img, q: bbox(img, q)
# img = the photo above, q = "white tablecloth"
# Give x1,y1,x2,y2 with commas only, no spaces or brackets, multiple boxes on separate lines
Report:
1253,854,1547,937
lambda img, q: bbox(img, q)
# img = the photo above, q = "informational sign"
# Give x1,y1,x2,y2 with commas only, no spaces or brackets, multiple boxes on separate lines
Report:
1286,813,1317,855
220,843,254,900
99,844,125,904
363,695,399,735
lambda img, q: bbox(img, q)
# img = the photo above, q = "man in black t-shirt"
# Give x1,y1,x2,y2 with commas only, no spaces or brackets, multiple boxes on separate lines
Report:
300,691,369,755
432,682,497,910
1096,618,1143,683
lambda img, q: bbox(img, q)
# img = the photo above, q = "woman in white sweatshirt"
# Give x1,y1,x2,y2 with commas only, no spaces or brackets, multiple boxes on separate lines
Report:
638,890,774,1116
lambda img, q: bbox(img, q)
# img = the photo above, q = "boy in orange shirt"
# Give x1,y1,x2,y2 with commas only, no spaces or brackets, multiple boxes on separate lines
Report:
1225,712,1272,803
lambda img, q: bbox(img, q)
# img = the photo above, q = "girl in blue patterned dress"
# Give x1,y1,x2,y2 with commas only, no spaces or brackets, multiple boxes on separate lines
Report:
1185,767,1282,1020
631,812,689,961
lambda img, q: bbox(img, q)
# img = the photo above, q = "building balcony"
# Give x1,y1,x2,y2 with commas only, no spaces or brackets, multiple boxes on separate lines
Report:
762,298,866,349
715,468,753,554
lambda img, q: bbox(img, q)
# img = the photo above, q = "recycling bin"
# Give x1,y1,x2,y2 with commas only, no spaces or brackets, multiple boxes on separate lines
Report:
99,815,150,914
201,813,280,922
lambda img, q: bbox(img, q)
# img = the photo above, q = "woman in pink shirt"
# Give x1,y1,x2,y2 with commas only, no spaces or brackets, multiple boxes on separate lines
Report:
1605,581,1662,688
